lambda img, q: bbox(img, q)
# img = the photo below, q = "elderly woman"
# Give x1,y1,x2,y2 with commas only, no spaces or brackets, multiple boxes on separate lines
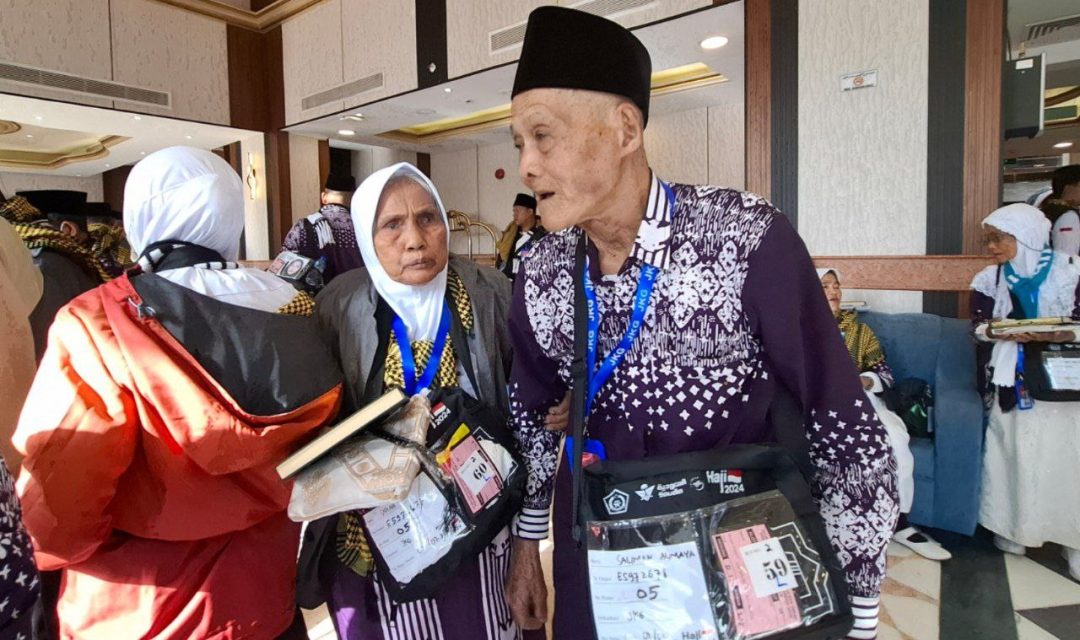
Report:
300,163,543,639
818,269,950,562
14,147,343,639
971,203,1080,580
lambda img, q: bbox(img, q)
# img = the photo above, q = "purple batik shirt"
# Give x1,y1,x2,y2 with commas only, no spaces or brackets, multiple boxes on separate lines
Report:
281,204,364,284
507,175,899,601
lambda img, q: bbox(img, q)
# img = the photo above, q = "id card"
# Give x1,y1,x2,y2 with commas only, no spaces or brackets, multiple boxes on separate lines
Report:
713,525,801,636
437,425,503,514
588,540,718,640
364,473,467,583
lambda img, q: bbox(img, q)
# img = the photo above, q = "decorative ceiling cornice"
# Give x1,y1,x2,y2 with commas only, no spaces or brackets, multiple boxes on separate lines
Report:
149,0,325,32
0,134,129,169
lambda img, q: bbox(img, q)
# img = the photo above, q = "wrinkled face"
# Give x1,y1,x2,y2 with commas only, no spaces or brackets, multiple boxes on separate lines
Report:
983,225,1018,265
373,179,448,285
820,271,842,316
512,205,535,228
511,89,627,231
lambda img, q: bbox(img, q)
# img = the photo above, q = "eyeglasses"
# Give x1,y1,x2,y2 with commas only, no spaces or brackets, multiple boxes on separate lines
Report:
982,232,1013,246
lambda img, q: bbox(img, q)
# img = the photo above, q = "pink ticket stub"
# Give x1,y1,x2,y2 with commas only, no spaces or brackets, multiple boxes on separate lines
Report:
447,435,502,514
712,525,802,637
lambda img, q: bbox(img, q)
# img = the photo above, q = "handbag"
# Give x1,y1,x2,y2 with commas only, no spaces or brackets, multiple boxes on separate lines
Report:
567,235,853,640
360,294,526,602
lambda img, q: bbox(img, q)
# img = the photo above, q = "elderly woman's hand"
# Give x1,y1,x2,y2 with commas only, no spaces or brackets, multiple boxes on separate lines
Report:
505,538,548,630
544,392,571,431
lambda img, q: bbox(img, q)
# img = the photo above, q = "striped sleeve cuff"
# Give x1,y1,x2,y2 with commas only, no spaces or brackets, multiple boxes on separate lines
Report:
511,507,550,540
847,595,879,639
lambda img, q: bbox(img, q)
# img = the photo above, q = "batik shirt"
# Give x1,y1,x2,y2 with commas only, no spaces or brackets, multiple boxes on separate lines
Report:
508,174,899,601
282,204,364,284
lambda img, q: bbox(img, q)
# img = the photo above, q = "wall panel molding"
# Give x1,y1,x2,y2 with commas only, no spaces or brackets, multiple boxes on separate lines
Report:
744,0,771,198
962,0,1004,255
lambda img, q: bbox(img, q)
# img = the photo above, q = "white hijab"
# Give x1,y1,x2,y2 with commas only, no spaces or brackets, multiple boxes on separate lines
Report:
974,204,1053,387
124,146,295,311
981,203,1051,277
125,146,245,261
352,163,449,341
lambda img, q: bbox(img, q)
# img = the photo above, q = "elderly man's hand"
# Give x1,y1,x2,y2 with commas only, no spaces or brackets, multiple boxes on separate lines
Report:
544,392,571,431
505,538,548,630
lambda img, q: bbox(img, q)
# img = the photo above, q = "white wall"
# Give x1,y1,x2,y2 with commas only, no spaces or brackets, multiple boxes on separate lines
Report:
0,0,230,124
289,134,321,225
797,0,929,313
0,172,104,203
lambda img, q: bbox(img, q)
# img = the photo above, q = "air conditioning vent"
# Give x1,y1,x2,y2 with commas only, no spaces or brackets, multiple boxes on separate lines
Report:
489,0,656,54
302,73,384,111
0,60,170,107
1026,13,1080,42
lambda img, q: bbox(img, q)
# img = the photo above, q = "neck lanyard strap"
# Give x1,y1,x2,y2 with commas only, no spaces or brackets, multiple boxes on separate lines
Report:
582,262,659,415
392,303,452,396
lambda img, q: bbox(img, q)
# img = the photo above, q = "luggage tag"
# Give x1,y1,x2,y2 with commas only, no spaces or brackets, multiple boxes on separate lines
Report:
435,424,503,515
712,524,802,637
565,436,606,473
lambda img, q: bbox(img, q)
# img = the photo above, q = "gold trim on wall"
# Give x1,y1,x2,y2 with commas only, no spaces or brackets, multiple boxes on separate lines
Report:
0,121,21,135
0,135,128,170
149,0,324,32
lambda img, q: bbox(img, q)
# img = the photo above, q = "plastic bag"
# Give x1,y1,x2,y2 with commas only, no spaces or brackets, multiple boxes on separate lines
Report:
288,394,431,522
585,490,841,640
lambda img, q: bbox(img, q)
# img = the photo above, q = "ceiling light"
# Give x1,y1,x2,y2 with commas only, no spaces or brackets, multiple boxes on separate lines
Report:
105,163,111,168
25,134,33,138
185,135,192,140
700,36,729,50
1054,141,1073,149
140,151,146,155
416,108,436,116
444,87,453,93
33,115,43,121
338,129,356,136
1034,163,1047,168
133,115,142,121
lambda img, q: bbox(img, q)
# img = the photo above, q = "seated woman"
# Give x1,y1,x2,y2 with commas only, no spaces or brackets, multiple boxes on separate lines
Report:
818,269,950,561
970,203,1080,581
298,163,545,639
14,147,343,639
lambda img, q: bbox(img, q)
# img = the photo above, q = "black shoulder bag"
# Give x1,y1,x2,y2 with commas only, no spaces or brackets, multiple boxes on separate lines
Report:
361,292,526,603
568,234,852,640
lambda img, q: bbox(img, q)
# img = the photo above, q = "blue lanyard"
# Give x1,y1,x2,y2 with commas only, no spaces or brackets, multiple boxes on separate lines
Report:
391,303,452,396
583,261,659,415
581,179,673,415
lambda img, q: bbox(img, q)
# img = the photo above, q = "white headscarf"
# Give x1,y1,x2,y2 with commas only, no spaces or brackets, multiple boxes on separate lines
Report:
975,204,1053,387
981,203,1051,277
124,146,245,261
352,163,449,341
123,146,295,311
816,267,840,282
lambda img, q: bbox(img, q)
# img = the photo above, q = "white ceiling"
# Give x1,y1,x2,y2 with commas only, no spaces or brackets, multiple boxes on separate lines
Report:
0,93,258,177
287,1,746,152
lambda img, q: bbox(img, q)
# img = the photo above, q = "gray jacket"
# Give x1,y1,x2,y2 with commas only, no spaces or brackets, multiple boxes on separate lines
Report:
314,255,513,413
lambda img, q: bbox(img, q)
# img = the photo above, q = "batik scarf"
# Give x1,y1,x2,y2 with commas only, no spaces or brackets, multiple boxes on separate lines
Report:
837,309,886,373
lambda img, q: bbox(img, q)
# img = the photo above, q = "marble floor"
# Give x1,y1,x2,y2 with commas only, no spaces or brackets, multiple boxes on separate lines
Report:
303,529,1080,640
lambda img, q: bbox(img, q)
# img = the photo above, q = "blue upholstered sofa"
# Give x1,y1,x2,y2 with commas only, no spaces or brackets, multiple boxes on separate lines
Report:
858,311,984,535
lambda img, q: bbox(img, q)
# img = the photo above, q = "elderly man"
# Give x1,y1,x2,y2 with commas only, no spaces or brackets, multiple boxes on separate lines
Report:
503,7,898,640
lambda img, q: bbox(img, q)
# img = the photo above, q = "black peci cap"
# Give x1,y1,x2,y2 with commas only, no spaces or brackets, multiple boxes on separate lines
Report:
513,193,537,209
324,174,357,193
512,6,652,126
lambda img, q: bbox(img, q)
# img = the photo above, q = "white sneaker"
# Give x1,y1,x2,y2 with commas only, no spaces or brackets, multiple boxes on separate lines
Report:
892,527,952,561
1063,547,1080,582
993,534,1026,556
